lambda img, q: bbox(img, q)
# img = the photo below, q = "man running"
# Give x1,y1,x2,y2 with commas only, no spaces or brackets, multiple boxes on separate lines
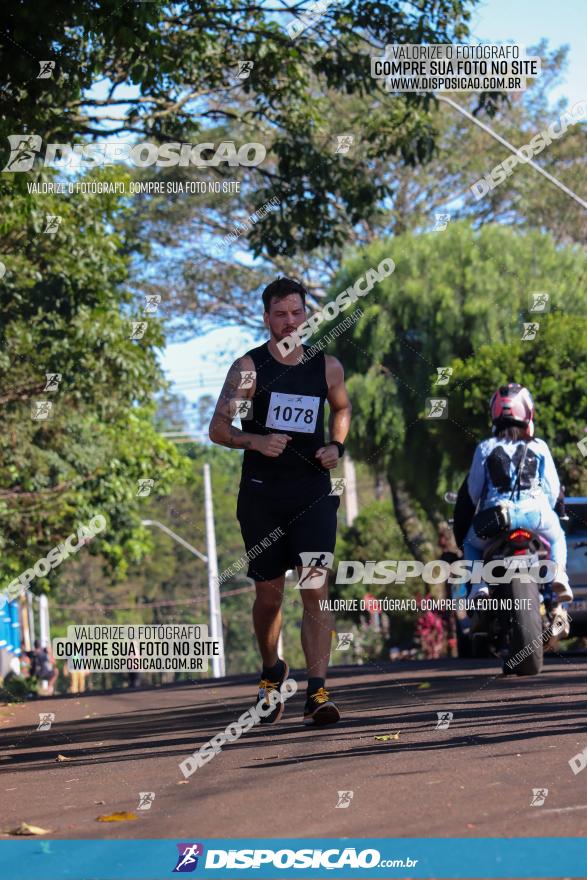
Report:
209,276,351,726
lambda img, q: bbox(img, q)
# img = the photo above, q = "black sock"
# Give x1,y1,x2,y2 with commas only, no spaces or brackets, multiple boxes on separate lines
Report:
307,677,325,696
262,658,284,680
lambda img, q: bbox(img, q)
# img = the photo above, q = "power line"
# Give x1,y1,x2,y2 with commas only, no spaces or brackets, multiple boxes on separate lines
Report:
169,379,226,388
51,585,254,611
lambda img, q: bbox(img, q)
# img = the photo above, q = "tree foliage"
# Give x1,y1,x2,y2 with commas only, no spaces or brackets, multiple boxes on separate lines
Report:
440,313,587,494
0,169,189,591
1,0,484,337
121,43,586,335
328,222,587,556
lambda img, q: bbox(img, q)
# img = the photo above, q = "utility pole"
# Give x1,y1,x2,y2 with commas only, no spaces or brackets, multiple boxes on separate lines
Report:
39,594,50,648
203,463,226,677
38,594,50,692
343,455,359,526
141,511,224,678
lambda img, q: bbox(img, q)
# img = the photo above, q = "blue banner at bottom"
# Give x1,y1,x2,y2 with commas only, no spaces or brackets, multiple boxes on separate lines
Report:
0,837,586,879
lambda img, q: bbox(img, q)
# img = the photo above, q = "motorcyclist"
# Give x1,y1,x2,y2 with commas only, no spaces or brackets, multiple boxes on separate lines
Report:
453,382,573,607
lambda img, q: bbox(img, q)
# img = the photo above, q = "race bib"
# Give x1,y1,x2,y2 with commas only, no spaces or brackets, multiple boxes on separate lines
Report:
265,392,320,434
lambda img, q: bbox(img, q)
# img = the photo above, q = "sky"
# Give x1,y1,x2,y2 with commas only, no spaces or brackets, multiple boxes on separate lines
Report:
160,0,586,429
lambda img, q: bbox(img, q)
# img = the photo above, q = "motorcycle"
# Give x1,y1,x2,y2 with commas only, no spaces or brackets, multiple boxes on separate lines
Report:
468,527,565,675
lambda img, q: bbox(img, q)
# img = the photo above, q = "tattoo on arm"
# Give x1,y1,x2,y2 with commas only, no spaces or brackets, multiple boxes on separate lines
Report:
210,359,256,450
229,425,253,449
219,361,244,405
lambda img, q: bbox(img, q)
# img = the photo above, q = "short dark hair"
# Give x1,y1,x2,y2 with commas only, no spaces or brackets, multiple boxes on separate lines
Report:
261,276,307,313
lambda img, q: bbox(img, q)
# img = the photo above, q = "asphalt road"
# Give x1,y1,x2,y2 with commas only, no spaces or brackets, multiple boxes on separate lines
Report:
1,657,587,842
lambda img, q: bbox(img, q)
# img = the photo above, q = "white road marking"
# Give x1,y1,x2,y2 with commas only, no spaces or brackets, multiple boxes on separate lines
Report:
538,804,587,814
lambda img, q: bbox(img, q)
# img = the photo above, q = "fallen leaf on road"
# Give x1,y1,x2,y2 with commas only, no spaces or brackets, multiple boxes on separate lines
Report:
3,822,51,836
55,754,72,762
65,779,79,783
97,812,137,823
374,732,400,742
94,800,105,804
417,682,431,689
177,781,188,785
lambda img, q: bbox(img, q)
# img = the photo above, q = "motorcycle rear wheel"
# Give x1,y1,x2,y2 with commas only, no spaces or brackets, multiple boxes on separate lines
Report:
501,578,543,676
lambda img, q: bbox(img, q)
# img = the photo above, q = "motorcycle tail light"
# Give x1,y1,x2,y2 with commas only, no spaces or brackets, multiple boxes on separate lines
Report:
509,529,532,540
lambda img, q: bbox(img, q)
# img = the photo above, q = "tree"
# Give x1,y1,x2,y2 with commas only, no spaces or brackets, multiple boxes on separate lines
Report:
335,500,410,600
122,43,585,335
0,167,189,594
334,500,417,656
439,312,587,496
327,222,587,558
1,0,482,332
3,0,475,145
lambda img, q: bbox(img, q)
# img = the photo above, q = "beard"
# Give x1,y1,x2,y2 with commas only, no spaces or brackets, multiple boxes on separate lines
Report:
269,322,298,342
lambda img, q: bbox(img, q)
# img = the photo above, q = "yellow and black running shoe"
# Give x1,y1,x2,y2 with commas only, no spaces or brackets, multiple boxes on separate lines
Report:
256,659,289,724
303,687,341,726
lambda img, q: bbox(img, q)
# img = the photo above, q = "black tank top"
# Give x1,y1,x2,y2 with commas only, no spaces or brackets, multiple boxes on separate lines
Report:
240,342,331,490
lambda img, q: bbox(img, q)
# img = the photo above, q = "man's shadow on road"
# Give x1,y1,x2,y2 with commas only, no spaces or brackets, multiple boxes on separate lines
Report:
1,661,586,773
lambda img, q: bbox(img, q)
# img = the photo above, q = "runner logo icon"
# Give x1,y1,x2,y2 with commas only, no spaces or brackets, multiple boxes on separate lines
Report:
296,552,333,589
173,843,204,872
2,135,42,172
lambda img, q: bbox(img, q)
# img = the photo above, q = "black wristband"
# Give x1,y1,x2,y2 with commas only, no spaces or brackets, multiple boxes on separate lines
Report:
329,441,345,457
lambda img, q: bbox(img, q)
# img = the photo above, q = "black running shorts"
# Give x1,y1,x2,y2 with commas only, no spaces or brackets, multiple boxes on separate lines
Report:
236,476,340,582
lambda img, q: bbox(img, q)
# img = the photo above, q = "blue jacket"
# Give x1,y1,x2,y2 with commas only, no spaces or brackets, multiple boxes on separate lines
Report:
467,436,560,511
